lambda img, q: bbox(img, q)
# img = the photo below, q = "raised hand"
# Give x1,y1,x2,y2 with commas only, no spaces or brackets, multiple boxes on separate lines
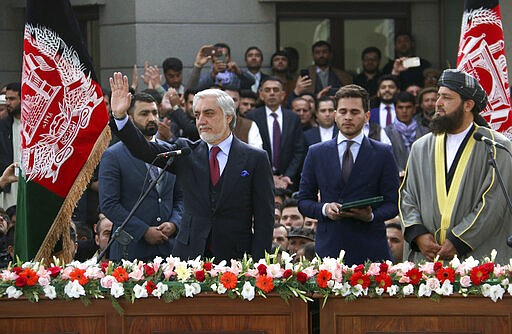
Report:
109,72,131,119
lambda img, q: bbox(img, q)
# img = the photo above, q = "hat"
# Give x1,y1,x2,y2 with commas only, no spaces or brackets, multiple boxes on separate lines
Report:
287,226,315,241
0,95,6,105
437,69,488,113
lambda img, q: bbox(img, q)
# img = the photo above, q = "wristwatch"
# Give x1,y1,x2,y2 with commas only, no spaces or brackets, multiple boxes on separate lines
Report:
112,112,127,120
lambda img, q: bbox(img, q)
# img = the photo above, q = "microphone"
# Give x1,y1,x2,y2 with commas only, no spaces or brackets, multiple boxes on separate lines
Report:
157,147,192,159
473,132,507,150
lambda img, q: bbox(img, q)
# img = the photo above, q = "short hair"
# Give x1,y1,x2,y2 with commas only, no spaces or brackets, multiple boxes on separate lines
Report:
273,223,288,232
417,86,437,105
312,40,332,53
281,198,298,210
377,74,400,89
291,97,310,109
361,46,381,60
5,82,21,95
395,32,414,43
316,96,336,111
334,84,370,112
214,42,231,57
386,222,402,231
193,89,237,131
5,205,15,220
128,92,157,114
142,89,163,104
184,88,199,100
395,91,416,105
260,76,284,90
95,216,111,235
240,89,257,100
162,57,183,73
244,46,263,61
223,85,240,95
303,242,316,261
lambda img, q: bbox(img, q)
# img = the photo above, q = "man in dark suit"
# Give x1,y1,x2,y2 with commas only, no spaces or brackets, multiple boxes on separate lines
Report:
245,77,304,191
109,72,274,262
297,84,399,265
99,93,184,261
303,96,338,150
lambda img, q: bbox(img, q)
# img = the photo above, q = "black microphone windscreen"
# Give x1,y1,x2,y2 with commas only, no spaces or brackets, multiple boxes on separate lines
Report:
473,132,483,141
181,147,192,156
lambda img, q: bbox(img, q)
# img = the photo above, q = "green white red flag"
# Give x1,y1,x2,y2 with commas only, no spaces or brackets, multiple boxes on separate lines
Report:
16,0,110,261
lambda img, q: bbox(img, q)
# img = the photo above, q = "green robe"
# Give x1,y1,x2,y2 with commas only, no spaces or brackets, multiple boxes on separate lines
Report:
400,124,512,264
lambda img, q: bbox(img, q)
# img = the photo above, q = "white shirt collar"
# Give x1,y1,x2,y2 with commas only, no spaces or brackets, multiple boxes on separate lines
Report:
337,131,364,145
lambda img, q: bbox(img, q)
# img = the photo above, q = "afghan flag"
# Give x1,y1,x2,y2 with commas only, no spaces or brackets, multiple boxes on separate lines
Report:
456,0,512,136
16,0,110,262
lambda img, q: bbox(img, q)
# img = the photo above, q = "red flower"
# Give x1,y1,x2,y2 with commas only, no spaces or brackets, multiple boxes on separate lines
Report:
379,262,389,273
296,271,308,284
433,261,443,272
144,264,155,276
15,275,28,287
470,265,490,286
257,263,267,276
220,271,238,290
203,262,213,271
145,281,156,294
195,270,206,282
48,266,62,278
12,266,22,275
100,262,109,273
354,264,365,273
349,271,371,289
19,268,38,286
283,269,293,279
69,267,89,286
436,267,455,283
112,267,129,283
481,262,494,273
375,272,392,289
316,270,332,289
405,268,422,285
256,275,274,293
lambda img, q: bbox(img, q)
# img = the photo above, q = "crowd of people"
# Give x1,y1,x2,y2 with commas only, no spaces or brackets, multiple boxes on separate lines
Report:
1,31,511,267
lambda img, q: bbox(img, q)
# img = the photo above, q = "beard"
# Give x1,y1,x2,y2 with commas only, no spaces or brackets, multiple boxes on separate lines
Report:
135,121,158,137
430,103,464,135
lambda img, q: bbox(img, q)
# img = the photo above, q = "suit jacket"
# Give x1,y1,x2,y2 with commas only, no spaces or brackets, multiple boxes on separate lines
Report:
0,114,14,193
303,126,338,150
297,136,399,265
245,107,305,183
303,65,353,95
111,119,274,262
385,122,431,172
99,140,184,261
370,105,395,128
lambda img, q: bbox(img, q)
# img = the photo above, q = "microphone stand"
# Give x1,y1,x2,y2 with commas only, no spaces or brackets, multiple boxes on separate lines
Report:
482,144,512,248
97,156,175,261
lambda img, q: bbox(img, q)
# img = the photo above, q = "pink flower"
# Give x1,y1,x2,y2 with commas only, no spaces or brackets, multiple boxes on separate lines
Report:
419,262,435,275
302,266,318,278
129,267,145,281
366,263,381,276
266,264,284,278
38,276,51,287
460,275,472,288
100,275,117,289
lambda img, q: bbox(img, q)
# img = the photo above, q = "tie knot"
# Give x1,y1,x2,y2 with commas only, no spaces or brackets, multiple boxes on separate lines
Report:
385,105,391,112
211,146,221,157
345,140,354,148
270,112,278,119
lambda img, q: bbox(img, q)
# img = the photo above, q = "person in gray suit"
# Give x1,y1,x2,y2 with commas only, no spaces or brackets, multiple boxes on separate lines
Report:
99,93,183,261
108,73,274,262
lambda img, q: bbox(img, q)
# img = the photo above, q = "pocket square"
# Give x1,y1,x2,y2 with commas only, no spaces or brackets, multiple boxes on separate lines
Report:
240,170,250,177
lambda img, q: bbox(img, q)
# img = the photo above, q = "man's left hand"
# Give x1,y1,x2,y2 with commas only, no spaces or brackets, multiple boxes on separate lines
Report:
157,222,177,237
437,239,457,260
339,205,373,222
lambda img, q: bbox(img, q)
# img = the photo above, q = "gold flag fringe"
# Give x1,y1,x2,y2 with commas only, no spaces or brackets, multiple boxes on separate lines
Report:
35,125,111,263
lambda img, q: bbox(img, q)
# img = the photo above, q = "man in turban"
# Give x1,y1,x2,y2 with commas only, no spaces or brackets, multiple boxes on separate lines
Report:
400,69,512,264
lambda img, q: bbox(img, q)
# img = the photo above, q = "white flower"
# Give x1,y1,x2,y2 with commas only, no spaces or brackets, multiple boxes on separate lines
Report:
175,263,191,282
152,282,169,298
375,287,384,296
280,251,293,264
459,275,472,288
6,286,22,299
481,284,491,297
210,283,218,291
490,249,497,263
508,284,512,296
43,285,57,299
436,280,453,296
133,284,148,299
241,281,255,301
386,285,398,296
501,278,509,287
64,280,86,299
449,255,461,269
110,281,125,298
351,284,364,297
337,250,345,262
184,283,201,298
418,283,431,297
38,276,51,287
402,284,414,296
217,283,227,294
489,284,505,302
426,277,440,291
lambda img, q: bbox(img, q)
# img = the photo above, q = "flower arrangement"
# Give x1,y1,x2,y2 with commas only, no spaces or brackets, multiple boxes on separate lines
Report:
1,249,511,312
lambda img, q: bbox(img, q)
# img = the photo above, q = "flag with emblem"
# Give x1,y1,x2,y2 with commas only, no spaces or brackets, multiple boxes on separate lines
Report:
457,0,511,136
16,0,110,261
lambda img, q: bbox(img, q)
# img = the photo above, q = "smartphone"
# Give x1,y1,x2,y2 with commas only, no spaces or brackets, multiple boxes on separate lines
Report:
299,69,309,77
202,46,221,57
403,57,421,68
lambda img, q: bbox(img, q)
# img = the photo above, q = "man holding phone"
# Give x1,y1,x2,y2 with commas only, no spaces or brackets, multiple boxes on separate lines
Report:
297,84,399,265
185,44,255,91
